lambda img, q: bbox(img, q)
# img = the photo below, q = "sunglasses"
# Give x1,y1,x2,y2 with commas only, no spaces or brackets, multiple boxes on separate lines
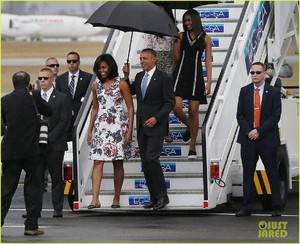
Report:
67,60,79,64
250,71,263,75
47,64,60,68
38,76,51,81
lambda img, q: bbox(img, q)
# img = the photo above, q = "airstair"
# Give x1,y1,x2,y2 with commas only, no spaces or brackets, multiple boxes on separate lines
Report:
67,1,298,211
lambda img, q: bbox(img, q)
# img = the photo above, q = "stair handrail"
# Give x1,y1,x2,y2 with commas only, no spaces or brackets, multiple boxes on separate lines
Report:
201,2,249,205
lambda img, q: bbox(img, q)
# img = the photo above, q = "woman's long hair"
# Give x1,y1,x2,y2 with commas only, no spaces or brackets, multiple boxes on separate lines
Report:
93,54,119,83
183,9,205,36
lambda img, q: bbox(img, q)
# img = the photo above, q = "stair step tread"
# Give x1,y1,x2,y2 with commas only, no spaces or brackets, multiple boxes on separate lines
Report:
102,173,203,178
85,189,204,195
127,157,203,162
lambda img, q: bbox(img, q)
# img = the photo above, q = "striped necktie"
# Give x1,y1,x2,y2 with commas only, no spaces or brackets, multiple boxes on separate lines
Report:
69,75,75,97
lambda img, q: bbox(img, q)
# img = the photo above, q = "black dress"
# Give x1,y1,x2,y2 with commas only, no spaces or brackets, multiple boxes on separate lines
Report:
173,31,207,104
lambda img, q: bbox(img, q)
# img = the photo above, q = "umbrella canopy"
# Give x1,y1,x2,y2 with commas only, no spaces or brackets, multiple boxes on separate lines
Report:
86,1,178,37
152,1,217,9
86,1,178,63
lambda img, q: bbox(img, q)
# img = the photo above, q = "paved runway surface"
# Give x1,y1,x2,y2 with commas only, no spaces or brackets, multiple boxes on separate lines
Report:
1,181,298,243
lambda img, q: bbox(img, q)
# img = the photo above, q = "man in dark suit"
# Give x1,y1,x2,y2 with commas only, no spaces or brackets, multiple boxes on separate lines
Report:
124,48,175,210
38,67,72,217
55,51,93,140
34,57,61,192
1,71,52,235
236,62,282,217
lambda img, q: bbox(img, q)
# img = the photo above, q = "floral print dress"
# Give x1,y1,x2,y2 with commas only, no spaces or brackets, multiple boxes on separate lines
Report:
89,77,138,161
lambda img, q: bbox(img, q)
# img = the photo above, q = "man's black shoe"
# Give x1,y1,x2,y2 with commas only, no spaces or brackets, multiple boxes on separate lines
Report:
235,209,251,217
153,197,169,210
53,211,63,218
271,209,281,217
143,201,156,209
22,212,41,218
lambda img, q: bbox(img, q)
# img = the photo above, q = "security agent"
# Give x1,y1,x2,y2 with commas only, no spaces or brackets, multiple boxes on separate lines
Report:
1,71,52,235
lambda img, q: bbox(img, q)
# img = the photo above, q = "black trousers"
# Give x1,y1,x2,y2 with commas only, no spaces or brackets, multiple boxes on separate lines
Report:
240,142,281,211
1,154,43,230
137,129,168,202
42,150,65,212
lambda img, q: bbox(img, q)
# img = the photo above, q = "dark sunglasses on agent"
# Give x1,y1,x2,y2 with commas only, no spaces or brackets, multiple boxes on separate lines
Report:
38,76,52,81
47,64,60,68
250,71,263,75
67,60,79,64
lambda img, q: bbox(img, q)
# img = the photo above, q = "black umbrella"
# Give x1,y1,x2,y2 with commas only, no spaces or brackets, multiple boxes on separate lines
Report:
167,1,217,9
151,1,217,9
86,1,179,63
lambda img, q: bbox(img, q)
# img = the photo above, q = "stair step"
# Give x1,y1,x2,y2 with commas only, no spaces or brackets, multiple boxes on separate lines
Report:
98,176,204,191
79,190,205,209
104,159,203,174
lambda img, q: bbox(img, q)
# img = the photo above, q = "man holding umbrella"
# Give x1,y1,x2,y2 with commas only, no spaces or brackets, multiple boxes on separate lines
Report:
123,48,175,210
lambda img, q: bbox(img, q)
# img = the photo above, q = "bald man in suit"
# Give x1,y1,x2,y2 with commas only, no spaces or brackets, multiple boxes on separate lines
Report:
236,62,282,217
1,71,52,235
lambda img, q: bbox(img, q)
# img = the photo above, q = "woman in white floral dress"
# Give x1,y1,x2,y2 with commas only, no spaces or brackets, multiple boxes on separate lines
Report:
87,54,135,209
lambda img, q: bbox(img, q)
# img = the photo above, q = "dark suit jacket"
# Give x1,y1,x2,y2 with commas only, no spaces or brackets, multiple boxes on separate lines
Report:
131,68,175,136
237,82,281,149
55,70,93,119
1,87,52,160
45,89,72,151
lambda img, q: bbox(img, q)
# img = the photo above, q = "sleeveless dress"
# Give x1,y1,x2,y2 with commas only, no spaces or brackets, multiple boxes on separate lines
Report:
89,77,138,161
173,31,208,104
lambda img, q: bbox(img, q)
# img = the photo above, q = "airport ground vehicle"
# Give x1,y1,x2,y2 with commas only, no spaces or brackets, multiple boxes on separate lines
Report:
64,1,299,211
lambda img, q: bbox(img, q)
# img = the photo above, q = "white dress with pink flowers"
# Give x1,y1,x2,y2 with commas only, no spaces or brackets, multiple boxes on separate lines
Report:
89,77,138,161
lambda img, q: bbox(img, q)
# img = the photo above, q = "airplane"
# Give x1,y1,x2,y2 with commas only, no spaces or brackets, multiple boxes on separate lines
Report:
2,13,107,41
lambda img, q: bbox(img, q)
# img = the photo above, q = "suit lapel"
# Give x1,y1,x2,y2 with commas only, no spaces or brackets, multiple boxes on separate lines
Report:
74,71,82,98
261,83,270,113
48,89,57,103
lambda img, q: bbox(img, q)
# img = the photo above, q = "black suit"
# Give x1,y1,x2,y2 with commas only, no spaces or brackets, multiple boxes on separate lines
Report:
41,89,72,213
131,68,175,202
237,82,282,211
55,70,92,138
1,87,52,230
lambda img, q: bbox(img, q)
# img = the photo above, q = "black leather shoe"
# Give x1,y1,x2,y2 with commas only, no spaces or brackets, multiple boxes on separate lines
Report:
153,197,169,210
143,201,156,209
22,212,41,218
53,211,63,218
271,209,281,217
235,209,251,217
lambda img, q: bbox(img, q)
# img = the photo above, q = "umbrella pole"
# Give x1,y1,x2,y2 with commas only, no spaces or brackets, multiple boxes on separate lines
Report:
126,31,133,64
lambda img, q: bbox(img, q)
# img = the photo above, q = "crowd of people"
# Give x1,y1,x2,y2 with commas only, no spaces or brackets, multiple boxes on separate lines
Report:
1,8,283,236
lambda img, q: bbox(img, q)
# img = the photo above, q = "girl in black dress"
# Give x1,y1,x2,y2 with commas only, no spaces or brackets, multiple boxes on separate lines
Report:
173,9,212,159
